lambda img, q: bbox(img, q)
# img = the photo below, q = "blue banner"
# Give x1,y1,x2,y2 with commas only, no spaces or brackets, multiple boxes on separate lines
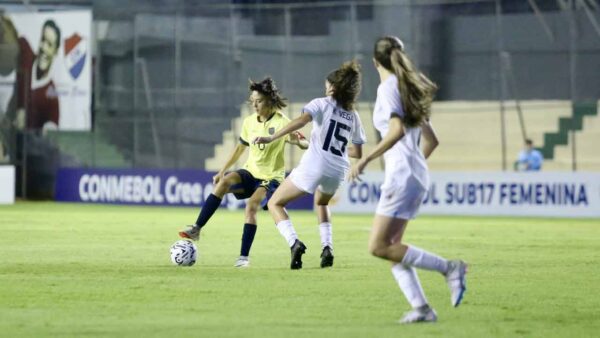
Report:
55,168,313,209
330,171,600,218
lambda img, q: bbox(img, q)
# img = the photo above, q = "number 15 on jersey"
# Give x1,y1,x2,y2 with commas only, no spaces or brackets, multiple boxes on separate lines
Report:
322,119,350,156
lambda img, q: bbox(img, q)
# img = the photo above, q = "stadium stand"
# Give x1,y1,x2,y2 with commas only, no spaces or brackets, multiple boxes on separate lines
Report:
551,102,600,171
206,100,593,172
46,130,129,168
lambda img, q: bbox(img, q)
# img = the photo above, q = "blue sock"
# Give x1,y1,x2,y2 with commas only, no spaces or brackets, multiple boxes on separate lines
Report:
240,223,257,256
195,193,222,229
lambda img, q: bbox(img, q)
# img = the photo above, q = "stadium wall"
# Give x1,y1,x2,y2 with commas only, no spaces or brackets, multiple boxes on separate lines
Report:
54,167,313,209
0,165,15,204
331,171,600,218
53,168,600,218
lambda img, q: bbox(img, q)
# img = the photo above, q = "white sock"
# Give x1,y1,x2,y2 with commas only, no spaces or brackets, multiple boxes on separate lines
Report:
319,222,332,249
391,263,428,308
401,246,449,274
275,219,298,247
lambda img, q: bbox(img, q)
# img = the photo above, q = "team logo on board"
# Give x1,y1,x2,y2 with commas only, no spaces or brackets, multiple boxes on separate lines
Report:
64,33,86,80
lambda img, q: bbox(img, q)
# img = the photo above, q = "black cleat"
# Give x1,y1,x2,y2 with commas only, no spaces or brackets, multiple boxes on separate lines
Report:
290,240,307,270
320,246,334,268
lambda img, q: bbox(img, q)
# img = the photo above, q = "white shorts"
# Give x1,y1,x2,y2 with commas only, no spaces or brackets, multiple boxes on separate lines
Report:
376,174,427,220
288,165,342,195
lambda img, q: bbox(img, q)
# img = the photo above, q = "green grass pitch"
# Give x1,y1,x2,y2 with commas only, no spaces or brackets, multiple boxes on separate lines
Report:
1,202,599,337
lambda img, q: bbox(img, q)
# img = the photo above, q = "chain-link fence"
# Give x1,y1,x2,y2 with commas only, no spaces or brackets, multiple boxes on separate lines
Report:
4,0,600,198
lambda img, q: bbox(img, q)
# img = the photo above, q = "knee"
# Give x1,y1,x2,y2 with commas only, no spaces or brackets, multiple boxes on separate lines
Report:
267,198,281,210
368,242,388,258
215,179,232,192
245,200,260,214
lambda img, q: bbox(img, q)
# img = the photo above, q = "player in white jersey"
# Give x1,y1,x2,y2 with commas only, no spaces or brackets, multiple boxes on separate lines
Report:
254,61,366,270
348,36,467,324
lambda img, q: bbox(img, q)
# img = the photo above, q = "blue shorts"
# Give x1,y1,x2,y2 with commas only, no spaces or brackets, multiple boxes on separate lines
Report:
230,169,280,210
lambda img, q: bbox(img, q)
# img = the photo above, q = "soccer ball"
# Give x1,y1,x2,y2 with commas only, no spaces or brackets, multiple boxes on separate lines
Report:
170,240,197,266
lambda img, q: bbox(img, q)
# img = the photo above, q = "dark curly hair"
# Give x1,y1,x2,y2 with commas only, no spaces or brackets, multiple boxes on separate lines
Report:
326,60,361,111
248,77,287,110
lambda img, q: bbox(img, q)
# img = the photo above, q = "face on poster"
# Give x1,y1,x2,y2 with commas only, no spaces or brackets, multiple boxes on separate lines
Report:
2,10,91,131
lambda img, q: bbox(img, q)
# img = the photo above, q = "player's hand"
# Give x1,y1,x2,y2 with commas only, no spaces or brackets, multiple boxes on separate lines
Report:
213,171,224,185
348,158,367,182
288,132,299,145
253,136,272,145
289,131,306,145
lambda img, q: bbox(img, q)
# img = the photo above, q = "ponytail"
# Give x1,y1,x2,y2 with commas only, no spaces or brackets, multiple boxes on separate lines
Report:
326,60,362,111
375,36,437,127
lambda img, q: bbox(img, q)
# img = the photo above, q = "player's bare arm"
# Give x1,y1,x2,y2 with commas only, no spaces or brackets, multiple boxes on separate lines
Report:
347,143,363,159
348,115,404,181
420,119,439,159
286,131,309,150
254,114,312,145
213,143,247,185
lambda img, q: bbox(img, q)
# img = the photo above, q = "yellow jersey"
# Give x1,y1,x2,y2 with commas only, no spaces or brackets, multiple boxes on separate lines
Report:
239,111,290,182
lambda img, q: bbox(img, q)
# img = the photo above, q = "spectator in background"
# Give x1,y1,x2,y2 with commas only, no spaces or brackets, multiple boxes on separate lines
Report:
515,139,543,171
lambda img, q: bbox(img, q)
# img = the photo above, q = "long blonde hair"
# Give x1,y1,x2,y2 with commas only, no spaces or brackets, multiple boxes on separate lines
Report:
374,36,437,127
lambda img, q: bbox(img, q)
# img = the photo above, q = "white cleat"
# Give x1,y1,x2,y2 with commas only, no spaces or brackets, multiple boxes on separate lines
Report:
445,260,468,307
234,256,250,268
399,307,437,324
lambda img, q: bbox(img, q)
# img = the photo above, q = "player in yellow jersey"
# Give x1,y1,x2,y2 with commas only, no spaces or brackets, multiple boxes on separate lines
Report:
179,77,308,267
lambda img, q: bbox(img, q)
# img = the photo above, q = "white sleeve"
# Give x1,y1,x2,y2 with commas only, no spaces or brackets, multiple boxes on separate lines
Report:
352,112,367,144
302,98,324,124
378,83,404,119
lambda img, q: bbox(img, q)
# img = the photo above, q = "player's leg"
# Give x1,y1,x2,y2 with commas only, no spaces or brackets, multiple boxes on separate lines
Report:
368,216,435,323
314,189,335,268
372,179,453,272
370,214,466,310
370,214,452,275
234,187,267,268
378,179,467,307
179,171,243,240
267,177,308,269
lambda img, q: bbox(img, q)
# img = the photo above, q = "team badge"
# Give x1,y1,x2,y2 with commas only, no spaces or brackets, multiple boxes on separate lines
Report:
64,33,87,80
268,127,275,135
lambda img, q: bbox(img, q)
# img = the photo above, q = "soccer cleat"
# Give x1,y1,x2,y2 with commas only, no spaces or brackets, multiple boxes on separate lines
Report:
399,307,437,324
234,256,250,268
178,225,200,241
320,246,334,268
290,240,307,270
445,260,468,307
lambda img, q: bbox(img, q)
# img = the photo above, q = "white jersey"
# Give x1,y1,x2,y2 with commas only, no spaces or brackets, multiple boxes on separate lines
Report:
299,96,366,179
373,75,429,190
